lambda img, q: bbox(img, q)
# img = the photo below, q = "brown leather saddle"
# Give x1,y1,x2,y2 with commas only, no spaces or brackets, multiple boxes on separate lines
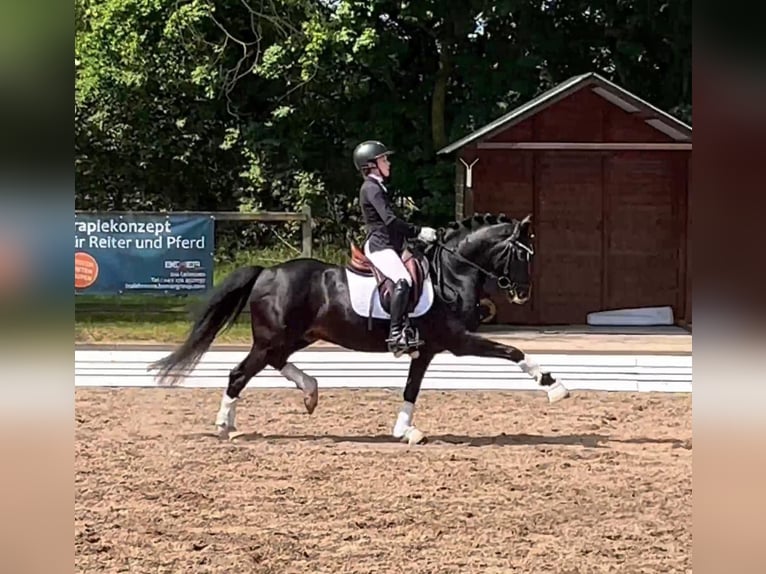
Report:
347,243,429,315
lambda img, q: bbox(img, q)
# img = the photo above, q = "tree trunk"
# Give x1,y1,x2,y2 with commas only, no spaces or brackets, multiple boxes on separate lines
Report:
431,49,453,152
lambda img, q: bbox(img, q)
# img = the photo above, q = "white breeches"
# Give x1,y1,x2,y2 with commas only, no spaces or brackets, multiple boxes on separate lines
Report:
364,241,412,286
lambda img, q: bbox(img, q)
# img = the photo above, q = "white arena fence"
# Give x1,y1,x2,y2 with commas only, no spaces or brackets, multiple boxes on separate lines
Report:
75,349,692,393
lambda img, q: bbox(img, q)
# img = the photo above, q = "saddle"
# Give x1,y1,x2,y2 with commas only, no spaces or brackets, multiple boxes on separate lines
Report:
347,243,429,315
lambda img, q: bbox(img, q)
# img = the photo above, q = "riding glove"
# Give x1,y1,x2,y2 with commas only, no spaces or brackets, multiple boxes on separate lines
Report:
417,227,438,243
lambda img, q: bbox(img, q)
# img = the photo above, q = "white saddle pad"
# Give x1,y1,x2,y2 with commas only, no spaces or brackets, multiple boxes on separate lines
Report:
344,269,435,320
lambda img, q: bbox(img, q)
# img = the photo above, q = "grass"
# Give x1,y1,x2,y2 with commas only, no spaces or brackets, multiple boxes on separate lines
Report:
75,245,348,345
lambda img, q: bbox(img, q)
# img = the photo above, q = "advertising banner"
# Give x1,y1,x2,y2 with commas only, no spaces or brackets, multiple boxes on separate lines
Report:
75,213,215,294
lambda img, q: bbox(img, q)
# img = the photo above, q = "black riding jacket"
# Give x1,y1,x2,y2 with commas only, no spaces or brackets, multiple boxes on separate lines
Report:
359,175,420,254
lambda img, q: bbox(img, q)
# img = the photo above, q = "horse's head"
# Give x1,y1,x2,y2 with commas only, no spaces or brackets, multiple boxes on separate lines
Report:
455,213,535,305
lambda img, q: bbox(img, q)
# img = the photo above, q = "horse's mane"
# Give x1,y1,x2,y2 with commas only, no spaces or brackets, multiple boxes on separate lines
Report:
438,212,515,245
420,212,517,308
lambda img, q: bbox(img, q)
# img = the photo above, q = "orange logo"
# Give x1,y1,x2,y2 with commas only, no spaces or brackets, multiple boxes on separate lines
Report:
75,251,99,289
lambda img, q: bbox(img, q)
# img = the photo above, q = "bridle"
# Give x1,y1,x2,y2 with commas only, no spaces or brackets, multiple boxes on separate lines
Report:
430,229,534,304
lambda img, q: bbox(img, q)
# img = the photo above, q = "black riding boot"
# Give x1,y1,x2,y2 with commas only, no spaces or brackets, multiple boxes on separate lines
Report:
386,279,412,354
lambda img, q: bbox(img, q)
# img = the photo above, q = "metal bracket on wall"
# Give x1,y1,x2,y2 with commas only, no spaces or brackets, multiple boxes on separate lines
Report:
459,157,479,187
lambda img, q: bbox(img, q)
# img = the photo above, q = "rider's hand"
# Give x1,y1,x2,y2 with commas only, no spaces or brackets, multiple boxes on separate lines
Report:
417,227,438,243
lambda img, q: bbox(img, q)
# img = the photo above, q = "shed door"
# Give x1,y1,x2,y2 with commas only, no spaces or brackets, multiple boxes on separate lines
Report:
472,150,537,324
535,152,604,323
605,152,681,314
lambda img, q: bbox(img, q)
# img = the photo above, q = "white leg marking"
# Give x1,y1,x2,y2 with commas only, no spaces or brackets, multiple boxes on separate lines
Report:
518,356,543,385
392,401,415,439
403,427,426,445
520,355,571,402
547,381,570,403
215,392,239,438
280,363,316,394
280,363,303,390
281,363,318,414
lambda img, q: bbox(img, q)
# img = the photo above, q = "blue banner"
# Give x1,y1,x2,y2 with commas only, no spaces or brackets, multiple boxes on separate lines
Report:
74,213,215,294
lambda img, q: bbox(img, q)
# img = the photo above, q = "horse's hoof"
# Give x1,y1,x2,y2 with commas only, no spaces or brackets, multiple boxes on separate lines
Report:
547,381,570,403
216,424,231,440
403,427,427,445
304,390,318,415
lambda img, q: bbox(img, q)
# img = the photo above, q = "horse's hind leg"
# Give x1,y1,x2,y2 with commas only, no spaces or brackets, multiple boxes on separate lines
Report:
267,338,318,414
215,345,267,439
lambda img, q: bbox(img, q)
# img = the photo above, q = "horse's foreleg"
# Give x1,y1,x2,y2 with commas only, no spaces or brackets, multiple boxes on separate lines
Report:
394,351,435,444
216,346,268,438
448,333,570,403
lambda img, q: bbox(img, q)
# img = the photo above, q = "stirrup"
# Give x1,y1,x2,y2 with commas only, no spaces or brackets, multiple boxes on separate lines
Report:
387,326,423,355
401,325,423,349
386,332,406,352
388,342,419,358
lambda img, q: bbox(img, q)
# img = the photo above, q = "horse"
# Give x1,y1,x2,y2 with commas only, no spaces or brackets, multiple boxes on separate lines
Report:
148,212,571,444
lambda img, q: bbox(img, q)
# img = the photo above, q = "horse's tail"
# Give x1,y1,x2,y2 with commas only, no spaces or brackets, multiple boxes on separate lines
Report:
148,265,263,385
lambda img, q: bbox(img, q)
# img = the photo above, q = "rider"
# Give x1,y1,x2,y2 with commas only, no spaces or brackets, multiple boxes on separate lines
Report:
352,140,438,355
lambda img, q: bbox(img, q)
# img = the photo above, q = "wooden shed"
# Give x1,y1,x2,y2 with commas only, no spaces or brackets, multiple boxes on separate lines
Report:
437,72,692,326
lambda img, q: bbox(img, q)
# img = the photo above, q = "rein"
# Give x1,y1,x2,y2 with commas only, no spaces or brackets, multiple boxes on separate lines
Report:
434,241,510,288
429,231,534,307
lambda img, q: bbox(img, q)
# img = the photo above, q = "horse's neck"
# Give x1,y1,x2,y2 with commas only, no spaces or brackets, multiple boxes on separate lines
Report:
428,243,484,314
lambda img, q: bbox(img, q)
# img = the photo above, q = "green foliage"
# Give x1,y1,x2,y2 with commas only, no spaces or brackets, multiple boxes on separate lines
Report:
76,0,692,254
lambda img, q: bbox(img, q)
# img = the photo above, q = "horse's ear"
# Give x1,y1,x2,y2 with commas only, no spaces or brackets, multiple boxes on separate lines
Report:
520,213,532,227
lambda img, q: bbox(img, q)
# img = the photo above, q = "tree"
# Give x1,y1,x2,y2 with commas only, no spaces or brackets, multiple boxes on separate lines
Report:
76,0,692,249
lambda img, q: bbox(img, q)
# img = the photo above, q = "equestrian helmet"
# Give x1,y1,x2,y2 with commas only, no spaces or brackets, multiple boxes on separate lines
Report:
352,140,393,171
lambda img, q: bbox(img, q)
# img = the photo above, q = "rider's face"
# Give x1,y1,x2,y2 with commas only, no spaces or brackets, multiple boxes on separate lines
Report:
376,155,390,178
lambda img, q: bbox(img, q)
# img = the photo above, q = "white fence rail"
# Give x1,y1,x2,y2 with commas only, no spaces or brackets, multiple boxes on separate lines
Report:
75,350,692,393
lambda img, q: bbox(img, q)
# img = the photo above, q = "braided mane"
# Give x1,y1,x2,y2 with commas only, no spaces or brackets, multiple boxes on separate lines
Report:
438,212,513,245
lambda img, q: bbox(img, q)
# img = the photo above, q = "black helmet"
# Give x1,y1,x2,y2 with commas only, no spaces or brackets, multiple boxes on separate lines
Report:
353,140,393,171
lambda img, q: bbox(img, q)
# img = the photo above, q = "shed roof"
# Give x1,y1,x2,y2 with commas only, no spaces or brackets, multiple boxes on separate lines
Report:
437,72,692,155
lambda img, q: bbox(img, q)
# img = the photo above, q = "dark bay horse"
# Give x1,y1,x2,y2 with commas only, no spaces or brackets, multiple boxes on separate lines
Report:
149,213,570,444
